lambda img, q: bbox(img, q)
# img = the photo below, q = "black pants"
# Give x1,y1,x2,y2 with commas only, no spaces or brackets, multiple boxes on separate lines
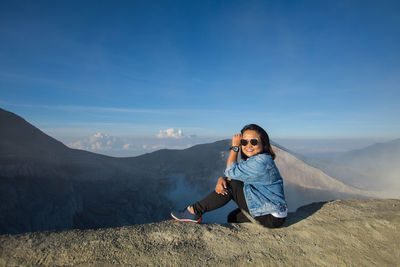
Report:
192,179,285,228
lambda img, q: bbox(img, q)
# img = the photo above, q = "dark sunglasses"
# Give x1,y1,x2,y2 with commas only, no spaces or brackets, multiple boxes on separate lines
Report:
240,138,259,146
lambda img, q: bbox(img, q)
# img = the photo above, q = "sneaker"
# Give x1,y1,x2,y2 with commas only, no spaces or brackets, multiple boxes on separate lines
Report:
170,207,202,223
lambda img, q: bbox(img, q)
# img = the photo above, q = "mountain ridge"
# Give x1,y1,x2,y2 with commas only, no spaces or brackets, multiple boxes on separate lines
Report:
297,137,400,197
0,108,385,234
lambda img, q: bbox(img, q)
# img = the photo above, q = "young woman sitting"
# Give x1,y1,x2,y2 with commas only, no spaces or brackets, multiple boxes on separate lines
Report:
171,124,288,228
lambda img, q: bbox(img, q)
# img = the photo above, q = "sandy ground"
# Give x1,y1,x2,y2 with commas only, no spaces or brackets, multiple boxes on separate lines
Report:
0,198,399,266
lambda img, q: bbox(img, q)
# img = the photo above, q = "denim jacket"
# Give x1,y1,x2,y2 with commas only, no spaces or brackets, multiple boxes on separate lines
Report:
224,153,288,217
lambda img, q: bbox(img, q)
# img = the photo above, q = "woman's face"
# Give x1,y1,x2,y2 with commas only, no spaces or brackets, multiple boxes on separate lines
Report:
241,130,263,158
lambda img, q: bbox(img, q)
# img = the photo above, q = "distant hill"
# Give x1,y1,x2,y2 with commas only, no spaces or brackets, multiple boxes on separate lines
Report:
298,139,400,198
273,146,376,209
0,108,376,234
1,199,399,266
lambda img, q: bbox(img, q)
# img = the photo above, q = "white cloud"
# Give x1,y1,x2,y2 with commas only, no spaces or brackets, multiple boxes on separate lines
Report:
68,133,179,156
69,133,126,152
69,140,84,150
156,128,193,139
66,132,211,157
152,144,166,150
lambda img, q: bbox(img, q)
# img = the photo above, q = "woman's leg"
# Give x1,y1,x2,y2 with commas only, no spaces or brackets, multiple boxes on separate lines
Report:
192,179,249,217
192,179,286,227
227,180,249,212
254,214,286,228
192,190,231,216
228,210,286,227
227,208,251,223
227,180,286,228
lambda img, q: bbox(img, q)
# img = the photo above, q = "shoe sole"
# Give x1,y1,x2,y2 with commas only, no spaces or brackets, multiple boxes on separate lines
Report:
170,213,202,223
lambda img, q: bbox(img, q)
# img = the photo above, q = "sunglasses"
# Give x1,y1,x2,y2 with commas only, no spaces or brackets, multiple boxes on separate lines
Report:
240,138,259,146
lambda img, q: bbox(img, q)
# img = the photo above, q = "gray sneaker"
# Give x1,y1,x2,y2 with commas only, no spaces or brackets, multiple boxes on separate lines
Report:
170,208,202,223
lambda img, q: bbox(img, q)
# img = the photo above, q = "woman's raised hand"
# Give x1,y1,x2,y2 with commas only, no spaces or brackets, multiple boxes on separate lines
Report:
215,177,228,195
232,134,242,147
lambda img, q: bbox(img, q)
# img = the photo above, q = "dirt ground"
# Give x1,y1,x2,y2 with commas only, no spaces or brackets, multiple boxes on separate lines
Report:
1,198,399,266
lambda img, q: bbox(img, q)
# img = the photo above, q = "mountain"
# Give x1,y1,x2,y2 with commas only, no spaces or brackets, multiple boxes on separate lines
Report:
273,145,376,209
1,199,399,266
297,139,400,198
0,108,376,234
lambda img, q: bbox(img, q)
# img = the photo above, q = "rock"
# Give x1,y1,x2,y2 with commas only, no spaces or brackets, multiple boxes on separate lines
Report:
0,199,399,266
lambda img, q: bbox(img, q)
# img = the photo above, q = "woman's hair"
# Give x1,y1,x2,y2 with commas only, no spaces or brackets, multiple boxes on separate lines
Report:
240,124,276,160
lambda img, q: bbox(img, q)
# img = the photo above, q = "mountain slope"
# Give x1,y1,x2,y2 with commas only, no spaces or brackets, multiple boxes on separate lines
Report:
274,146,377,209
0,109,66,156
298,139,400,197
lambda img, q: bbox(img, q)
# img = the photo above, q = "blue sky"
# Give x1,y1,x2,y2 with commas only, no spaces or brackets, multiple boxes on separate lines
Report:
1,0,399,155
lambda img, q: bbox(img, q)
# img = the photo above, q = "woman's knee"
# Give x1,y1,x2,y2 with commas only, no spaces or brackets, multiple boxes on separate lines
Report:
227,208,251,223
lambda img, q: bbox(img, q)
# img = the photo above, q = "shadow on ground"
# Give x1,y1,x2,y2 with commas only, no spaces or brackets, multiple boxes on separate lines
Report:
283,201,327,227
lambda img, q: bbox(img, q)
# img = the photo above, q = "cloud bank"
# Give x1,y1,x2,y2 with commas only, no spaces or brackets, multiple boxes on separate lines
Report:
67,131,211,157
69,133,132,152
156,128,194,139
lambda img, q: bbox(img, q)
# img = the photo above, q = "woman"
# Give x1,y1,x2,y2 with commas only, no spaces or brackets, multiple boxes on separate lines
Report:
170,124,288,228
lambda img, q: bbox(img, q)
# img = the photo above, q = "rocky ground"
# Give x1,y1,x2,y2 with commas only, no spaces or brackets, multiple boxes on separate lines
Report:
0,198,399,266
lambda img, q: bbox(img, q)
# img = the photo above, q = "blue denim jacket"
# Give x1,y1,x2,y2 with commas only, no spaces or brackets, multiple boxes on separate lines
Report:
224,153,288,217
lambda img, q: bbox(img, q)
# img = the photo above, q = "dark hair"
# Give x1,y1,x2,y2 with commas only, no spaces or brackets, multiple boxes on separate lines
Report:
240,124,276,160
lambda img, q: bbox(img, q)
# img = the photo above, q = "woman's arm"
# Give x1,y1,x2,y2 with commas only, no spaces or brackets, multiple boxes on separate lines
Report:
225,154,271,183
215,176,228,195
214,134,242,194
226,134,242,168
